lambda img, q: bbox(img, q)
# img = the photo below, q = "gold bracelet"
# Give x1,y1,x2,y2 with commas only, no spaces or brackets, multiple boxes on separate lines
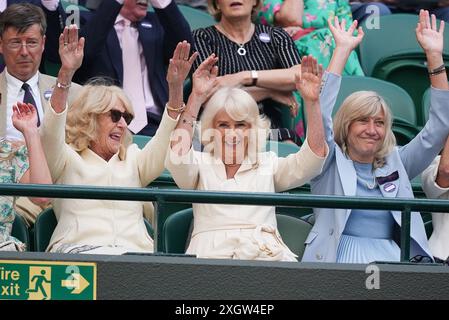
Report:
165,102,186,113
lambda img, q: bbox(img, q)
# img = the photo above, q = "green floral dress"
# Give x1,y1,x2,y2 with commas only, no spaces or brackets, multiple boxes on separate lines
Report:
257,0,364,137
0,140,28,251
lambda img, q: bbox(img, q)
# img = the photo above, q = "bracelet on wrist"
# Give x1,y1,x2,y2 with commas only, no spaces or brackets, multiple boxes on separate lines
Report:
56,81,71,89
165,102,186,113
181,117,195,128
428,64,446,76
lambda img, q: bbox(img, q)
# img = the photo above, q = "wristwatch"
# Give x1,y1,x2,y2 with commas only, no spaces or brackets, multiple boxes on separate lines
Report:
250,70,258,86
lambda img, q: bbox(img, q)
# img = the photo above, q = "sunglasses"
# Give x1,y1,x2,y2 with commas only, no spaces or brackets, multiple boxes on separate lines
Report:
109,109,134,125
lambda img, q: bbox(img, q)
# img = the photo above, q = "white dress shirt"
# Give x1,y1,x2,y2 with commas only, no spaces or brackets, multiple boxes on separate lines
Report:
5,70,43,141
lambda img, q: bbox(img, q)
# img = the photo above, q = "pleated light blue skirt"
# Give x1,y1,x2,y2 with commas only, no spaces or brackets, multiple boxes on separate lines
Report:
336,234,400,264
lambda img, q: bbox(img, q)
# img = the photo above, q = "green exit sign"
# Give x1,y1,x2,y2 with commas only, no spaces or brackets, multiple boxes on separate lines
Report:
0,260,96,300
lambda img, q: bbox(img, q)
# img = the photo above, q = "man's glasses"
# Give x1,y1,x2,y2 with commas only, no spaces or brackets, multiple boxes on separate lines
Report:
109,109,134,125
6,40,41,50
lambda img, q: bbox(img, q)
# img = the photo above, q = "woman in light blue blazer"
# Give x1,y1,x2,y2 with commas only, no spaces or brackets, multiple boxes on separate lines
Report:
302,10,449,263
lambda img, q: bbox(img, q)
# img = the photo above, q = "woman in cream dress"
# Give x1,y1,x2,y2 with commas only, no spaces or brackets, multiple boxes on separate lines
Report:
166,54,328,261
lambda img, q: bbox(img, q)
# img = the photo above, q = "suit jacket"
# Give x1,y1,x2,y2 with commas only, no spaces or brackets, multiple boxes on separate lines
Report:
301,72,449,263
75,0,192,125
0,71,81,138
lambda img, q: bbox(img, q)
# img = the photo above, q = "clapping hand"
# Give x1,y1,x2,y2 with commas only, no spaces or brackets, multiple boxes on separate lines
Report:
295,55,323,103
59,25,85,73
328,17,364,52
167,41,199,87
191,54,219,103
12,102,38,133
416,9,444,55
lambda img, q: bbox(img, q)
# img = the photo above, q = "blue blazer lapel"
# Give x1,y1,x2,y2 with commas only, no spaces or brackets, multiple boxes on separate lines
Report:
336,148,357,196
138,20,156,76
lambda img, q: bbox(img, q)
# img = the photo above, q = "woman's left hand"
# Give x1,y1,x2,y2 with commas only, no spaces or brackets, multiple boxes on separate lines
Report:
295,55,323,103
416,9,444,55
167,41,199,87
59,25,85,73
12,102,38,133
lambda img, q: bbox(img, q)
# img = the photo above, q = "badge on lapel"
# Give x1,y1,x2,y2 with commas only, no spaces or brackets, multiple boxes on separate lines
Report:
44,90,52,101
376,170,399,193
140,22,152,29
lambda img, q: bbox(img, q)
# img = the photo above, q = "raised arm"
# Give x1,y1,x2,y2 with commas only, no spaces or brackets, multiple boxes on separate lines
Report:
274,56,328,191
14,103,52,206
137,41,199,185
295,56,326,157
400,10,449,179
327,17,364,76
50,25,85,114
170,53,219,156
42,25,84,181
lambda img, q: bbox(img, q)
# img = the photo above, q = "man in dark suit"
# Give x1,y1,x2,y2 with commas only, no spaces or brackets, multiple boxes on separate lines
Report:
75,0,193,136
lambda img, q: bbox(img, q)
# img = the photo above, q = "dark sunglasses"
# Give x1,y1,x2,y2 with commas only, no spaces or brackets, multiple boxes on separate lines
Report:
109,109,134,125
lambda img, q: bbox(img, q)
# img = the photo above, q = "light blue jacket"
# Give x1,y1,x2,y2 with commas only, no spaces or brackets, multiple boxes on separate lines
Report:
302,72,449,263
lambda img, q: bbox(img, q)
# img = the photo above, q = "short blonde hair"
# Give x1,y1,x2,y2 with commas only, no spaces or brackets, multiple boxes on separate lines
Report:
207,0,263,21
200,87,270,164
66,84,134,152
333,91,396,169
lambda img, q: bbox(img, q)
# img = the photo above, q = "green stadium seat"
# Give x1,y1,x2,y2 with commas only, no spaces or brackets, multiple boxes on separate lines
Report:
276,214,312,260
34,208,57,252
11,214,30,250
359,14,449,125
34,207,154,252
334,76,418,127
421,86,431,125
162,208,313,260
162,207,193,254
177,4,215,30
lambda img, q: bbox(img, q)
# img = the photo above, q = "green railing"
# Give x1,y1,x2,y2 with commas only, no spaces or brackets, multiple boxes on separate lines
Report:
1,183,448,261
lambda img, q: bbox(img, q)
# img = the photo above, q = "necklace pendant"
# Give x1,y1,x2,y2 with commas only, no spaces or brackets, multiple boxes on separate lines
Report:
237,46,246,56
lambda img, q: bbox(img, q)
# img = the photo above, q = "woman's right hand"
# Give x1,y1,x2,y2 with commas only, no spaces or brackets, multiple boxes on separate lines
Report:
59,25,85,74
167,41,199,88
328,17,364,52
191,54,219,103
416,9,444,55
12,102,38,134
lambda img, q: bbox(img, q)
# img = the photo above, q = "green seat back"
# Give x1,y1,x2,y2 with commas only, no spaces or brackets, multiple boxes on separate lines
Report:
34,207,154,251
34,208,57,252
11,214,30,250
162,208,313,260
334,76,417,126
373,58,449,126
265,140,299,157
421,87,431,125
276,214,312,260
162,207,193,254
177,4,215,30
359,14,449,76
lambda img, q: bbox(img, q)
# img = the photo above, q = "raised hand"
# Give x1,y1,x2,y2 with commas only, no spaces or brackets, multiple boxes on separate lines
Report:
328,17,364,52
295,55,323,103
167,41,199,87
12,102,38,133
59,25,85,73
191,54,219,102
416,9,444,55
